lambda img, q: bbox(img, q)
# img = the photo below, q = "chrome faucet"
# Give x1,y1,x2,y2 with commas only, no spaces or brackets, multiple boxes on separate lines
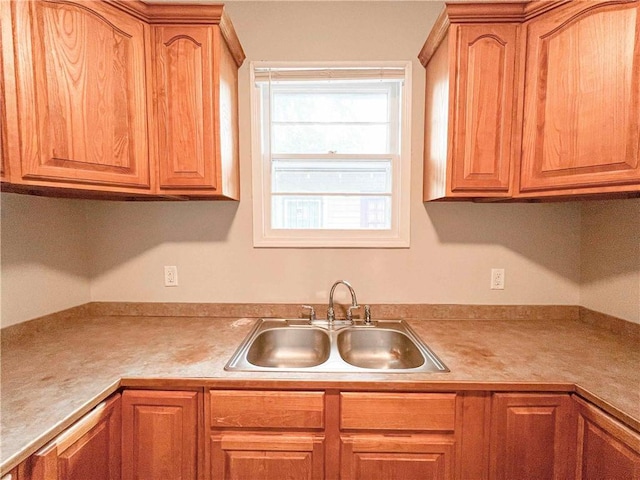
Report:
327,280,359,323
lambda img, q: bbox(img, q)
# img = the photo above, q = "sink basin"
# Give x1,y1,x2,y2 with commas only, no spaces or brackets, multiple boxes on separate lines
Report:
337,328,424,369
246,327,330,368
225,319,449,373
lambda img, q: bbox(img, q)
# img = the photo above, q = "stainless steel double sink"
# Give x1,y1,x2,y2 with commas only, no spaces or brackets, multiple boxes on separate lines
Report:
225,318,449,373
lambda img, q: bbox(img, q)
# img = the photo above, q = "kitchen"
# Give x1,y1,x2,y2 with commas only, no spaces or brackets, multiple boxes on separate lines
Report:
1,0,639,479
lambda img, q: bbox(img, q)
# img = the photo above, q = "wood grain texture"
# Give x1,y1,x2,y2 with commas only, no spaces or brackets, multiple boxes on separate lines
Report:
574,395,640,479
216,30,241,200
210,390,324,429
489,393,577,480
18,444,57,480
340,392,456,431
153,25,216,190
56,394,121,480
0,12,6,180
151,23,241,198
1,0,20,183
450,23,518,195
423,31,450,201
520,0,640,193
122,390,199,480
17,395,121,480
340,434,455,480
4,0,245,199
418,8,449,67
455,392,490,479
12,0,150,188
210,433,324,480
1,469,17,480
106,1,246,68
422,20,518,200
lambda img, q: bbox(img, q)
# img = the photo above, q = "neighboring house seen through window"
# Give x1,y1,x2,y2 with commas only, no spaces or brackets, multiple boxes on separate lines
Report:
251,62,411,247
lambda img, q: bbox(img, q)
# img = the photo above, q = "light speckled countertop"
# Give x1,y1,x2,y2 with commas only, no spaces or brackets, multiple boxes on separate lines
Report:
1,314,639,474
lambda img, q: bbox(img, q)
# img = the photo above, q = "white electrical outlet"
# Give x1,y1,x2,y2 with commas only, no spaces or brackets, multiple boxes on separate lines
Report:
164,266,178,287
491,268,505,290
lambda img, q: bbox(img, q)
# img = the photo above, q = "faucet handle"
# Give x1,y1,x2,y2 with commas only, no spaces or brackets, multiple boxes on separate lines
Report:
301,305,316,321
364,305,372,324
346,304,360,321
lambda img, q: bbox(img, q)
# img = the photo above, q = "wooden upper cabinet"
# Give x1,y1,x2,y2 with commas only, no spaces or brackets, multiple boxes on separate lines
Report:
10,0,150,191
420,7,520,201
420,0,640,201
153,26,217,192
150,9,244,199
2,0,244,199
519,0,640,196
0,15,7,182
449,25,519,197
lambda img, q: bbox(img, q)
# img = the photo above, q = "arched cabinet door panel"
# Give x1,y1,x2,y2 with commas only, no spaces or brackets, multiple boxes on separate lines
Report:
421,19,519,201
520,0,640,194
11,0,150,189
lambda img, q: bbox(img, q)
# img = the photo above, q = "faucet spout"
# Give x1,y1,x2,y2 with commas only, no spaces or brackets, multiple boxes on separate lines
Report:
327,280,359,323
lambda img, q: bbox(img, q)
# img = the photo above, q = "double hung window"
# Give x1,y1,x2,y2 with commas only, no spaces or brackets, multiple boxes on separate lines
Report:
251,62,411,247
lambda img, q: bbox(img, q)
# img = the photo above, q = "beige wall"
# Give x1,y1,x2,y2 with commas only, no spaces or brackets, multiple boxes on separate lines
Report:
0,194,91,327
85,2,582,308
580,199,640,324
3,2,637,327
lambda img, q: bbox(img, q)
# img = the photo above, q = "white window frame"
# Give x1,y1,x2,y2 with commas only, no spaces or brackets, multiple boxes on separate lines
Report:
251,61,412,248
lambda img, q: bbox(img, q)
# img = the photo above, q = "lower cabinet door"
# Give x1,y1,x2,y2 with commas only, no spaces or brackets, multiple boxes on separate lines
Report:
574,396,640,479
18,394,121,480
56,394,122,480
210,432,324,480
122,390,199,480
489,393,576,480
340,434,455,480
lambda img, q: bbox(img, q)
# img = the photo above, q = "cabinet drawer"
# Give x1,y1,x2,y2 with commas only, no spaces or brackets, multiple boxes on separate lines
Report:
210,390,324,429
340,393,456,431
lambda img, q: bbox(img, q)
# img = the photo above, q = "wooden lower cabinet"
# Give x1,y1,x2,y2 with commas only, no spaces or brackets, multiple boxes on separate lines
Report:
341,434,455,480
9,388,640,480
207,390,325,480
121,390,200,480
339,392,457,480
1,471,18,480
210,432,324,480
574,395,640,479
489,393,577,480
19,394,121,480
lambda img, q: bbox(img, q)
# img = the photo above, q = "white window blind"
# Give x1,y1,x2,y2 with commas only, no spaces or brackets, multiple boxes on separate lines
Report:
251,62,411,248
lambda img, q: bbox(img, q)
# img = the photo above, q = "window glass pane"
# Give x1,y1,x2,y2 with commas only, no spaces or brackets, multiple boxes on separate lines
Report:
272,124,389,154
272,195,391,230
272,159,391,194
272,90,389,123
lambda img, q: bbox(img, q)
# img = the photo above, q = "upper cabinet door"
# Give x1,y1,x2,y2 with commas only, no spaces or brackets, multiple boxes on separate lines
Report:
12,0,150,188
450,24,519,195
152,25,218,191
520,1,640,194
